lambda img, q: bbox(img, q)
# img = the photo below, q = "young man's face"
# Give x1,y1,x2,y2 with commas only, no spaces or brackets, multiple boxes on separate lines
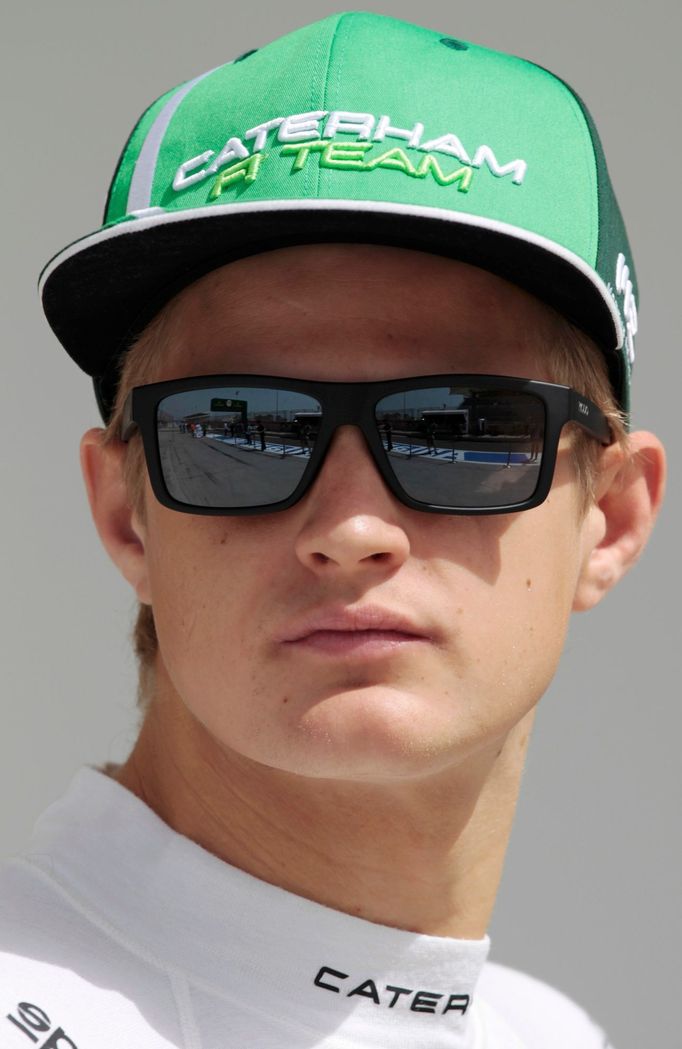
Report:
123,245,603,783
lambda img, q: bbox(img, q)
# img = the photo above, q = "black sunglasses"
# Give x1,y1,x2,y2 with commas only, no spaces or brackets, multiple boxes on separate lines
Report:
121,373,611,516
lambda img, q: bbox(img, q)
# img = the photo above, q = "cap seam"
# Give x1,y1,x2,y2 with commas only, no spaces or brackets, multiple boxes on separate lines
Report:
306,12,345,199
323,15,349,200
328,13,351,120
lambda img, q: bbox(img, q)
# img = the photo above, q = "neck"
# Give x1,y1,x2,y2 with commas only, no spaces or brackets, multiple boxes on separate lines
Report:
115,668,535,940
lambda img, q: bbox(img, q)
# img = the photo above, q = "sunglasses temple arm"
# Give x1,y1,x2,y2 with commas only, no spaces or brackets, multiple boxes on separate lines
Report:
568,390,612,445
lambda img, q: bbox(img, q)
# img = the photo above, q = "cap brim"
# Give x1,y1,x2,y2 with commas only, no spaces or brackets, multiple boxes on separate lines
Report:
39,200,625,421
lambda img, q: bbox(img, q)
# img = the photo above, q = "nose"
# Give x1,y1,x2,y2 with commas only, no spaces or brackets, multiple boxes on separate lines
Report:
293,425,411,577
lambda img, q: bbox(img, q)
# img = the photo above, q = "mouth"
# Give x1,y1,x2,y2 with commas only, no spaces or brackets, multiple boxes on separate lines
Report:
283,629,430,657
278,606,434,657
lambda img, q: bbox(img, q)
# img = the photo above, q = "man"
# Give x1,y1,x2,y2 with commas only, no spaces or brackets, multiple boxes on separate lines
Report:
0,12,665,1049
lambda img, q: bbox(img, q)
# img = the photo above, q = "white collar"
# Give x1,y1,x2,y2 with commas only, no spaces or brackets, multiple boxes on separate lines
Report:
25,765,491,1048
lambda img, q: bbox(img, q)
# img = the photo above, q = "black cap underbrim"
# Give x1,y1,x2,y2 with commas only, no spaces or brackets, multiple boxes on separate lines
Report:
39,203,625,422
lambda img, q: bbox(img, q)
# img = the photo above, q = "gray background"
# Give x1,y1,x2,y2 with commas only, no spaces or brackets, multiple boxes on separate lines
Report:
1,2,679,1047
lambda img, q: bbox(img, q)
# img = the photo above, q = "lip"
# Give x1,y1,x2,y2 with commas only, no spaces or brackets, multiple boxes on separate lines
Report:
277,605,435,645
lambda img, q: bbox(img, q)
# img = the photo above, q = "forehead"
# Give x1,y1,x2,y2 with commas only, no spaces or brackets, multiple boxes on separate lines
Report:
156,244,560,382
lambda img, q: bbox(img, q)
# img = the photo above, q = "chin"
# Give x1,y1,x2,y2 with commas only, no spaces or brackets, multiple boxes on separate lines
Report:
262,682,479,782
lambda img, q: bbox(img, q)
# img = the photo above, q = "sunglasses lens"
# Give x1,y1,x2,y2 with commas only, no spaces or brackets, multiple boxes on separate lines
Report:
375,385,545,508
156,386,321,507
154,381,546,512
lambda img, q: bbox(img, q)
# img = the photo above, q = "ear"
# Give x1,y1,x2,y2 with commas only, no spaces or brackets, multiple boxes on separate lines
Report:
573,430,666,612
80,428,152,605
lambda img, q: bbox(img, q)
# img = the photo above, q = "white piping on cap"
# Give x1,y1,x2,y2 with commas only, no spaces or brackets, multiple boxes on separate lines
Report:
126,67,218,214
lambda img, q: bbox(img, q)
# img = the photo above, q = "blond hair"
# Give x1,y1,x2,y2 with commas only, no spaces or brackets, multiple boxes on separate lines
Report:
100,292,628,714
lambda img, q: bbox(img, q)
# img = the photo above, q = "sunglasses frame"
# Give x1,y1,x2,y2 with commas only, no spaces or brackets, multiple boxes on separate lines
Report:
121,373,611,516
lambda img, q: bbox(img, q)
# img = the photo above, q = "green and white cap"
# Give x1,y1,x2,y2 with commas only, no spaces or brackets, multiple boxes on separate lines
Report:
39,11,638,422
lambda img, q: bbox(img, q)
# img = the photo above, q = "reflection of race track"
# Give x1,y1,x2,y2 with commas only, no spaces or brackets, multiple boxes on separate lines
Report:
210,435,312,457
386,445,540,504
159,431,310,507
158,430,541,508
387,440,537,465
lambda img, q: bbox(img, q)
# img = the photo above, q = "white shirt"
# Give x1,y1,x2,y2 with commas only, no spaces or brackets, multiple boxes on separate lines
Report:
0,766,613,1048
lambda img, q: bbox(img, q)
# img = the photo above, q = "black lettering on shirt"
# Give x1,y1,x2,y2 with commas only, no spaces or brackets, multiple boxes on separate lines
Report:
411,990,443,1013
314,966,348,992
5,1003,79,1048
347,979,380,1004
443,993,470,1015
41,1028,79,1049
7,1002,51,1040
384,985,412,1008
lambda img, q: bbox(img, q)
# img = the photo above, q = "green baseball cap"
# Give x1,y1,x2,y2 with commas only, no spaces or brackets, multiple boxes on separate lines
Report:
39,11,638,422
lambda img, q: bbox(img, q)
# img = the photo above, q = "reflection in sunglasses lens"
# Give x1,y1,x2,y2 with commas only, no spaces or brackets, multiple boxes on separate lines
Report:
157,387,321,507
154,383,545,510
375,386,545,508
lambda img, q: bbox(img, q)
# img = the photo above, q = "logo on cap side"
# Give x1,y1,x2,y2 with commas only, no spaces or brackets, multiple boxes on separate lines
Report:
615,252,637,364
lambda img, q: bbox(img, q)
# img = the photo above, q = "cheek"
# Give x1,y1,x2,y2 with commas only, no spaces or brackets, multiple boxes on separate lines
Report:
421,500,582,718
143,509,283,697
485,501,582,692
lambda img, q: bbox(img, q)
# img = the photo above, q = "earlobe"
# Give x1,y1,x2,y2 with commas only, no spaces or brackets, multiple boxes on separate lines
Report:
79,428,152,604
573,431,666,612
